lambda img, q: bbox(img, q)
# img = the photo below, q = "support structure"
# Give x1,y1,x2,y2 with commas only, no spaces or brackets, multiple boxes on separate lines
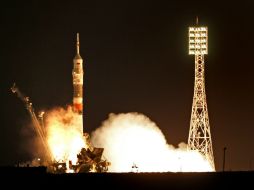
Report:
11,83,52,162
187,21,215,170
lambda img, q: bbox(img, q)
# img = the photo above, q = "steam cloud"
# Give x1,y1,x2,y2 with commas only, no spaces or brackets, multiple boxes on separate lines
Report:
91,112,213,172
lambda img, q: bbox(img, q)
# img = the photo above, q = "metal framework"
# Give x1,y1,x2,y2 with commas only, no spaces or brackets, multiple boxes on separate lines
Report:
187,23,215,170
11,83,53,162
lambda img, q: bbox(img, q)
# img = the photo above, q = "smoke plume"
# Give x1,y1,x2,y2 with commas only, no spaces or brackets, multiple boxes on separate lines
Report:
91,112,213,172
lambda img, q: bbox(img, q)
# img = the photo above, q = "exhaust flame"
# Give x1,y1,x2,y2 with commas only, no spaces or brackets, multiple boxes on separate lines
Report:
91,113,213,172
45,106,86,164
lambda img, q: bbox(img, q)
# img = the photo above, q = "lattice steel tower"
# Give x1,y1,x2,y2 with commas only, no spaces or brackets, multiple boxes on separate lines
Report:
187,19,215,170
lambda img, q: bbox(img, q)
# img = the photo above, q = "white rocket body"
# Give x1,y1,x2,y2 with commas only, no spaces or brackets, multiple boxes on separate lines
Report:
72,33,84,133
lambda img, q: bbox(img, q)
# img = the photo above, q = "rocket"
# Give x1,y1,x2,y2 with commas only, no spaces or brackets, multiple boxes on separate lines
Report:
72,33,83,115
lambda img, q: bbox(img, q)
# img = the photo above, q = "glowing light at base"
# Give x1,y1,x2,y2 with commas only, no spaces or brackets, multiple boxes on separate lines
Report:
45,106,86,164
91,113,214,172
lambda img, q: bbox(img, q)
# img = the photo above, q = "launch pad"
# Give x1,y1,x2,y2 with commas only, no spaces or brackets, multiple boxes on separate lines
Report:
11,83,110,173
10,33,110,173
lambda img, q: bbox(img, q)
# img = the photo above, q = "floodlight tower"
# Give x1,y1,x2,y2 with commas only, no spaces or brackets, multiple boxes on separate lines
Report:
188,18,215,170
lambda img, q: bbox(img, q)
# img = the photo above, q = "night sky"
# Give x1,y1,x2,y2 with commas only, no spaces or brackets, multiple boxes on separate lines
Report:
1,0,254,171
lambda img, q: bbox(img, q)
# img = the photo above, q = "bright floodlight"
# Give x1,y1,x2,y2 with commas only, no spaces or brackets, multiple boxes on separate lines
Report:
188,27,208,55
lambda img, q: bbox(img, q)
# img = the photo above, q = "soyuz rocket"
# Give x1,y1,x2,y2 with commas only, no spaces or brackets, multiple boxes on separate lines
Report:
72,33,84,120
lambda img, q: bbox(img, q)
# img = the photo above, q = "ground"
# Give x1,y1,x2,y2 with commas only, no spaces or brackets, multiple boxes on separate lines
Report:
0,167,253,189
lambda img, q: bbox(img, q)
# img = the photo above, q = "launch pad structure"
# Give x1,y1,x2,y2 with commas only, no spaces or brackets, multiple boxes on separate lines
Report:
187,18,215,170
11,84,53,162
11,33,110,173
11,83,110,173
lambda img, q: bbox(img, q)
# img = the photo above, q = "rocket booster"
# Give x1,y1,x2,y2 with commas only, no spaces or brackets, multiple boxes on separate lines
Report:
72,33,83,114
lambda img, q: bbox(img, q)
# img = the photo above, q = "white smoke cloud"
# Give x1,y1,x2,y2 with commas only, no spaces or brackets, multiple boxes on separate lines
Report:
91,112,213,172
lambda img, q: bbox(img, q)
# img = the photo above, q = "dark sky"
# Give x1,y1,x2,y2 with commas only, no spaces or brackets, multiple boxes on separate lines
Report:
1,0,254,171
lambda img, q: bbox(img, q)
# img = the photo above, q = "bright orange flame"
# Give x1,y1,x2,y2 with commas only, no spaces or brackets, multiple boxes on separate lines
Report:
45,106,87,164
91,113,214,172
